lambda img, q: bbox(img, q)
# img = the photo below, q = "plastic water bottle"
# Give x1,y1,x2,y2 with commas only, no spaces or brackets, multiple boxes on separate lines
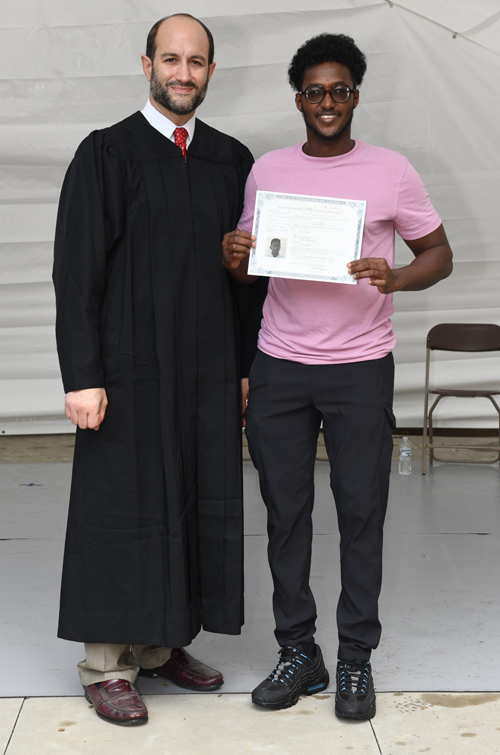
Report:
398,436,412,475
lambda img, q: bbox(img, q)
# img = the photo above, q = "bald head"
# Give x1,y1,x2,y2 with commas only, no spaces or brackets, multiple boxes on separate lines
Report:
146,13,214,67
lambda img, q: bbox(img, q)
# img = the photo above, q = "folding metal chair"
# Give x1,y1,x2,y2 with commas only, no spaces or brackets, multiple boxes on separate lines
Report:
422,323,500,474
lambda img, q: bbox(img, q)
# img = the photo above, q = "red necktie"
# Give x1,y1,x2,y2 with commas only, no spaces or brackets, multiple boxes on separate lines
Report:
174,127,188,160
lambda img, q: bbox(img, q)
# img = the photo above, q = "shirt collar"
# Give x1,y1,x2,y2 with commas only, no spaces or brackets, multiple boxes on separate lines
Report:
141,99,196,147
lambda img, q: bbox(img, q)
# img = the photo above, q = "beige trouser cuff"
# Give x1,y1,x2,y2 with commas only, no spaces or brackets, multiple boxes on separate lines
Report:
78,643,172,687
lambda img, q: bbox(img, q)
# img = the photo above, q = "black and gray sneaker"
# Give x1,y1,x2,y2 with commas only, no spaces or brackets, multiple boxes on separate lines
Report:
252,644,329,710
335,659,376,720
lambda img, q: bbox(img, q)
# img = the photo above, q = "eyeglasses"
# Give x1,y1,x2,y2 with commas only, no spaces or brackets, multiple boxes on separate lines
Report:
298,84,354,104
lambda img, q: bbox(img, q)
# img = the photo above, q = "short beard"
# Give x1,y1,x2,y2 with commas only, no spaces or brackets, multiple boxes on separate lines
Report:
150,66,209,116
302,110,354,142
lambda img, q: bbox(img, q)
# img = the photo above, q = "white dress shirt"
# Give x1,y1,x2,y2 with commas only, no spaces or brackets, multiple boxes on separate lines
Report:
141,99,196,149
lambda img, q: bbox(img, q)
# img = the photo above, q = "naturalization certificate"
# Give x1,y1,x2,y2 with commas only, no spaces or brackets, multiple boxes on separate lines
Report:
248,190,366,284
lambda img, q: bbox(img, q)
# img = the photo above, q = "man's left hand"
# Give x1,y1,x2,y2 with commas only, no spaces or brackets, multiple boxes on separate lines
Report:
347,258,401,294
347,225,453,294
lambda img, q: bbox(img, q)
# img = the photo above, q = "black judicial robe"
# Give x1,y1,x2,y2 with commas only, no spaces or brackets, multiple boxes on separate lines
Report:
53,112,261,646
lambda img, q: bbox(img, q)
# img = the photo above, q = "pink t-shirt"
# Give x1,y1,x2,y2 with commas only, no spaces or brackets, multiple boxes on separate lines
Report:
238,141,441,364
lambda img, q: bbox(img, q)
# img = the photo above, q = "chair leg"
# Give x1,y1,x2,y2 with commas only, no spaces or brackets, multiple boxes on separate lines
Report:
486,396,500,465
428,395,444,466
428,395,500,465
422,392,429,475
429,410,434,466
422,348,431,475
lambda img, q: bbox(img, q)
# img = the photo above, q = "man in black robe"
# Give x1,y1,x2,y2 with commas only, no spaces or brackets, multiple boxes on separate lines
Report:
53,13,262,726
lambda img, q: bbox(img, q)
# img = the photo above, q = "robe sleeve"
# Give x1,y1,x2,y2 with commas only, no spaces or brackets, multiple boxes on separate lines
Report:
228,141,269,377
52,131,126,393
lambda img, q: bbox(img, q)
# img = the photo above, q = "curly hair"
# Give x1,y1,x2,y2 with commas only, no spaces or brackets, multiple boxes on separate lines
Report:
288,33,367,92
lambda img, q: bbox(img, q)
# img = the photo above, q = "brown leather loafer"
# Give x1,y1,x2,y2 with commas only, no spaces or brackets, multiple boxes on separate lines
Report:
84,679,148,726
139,647,224,691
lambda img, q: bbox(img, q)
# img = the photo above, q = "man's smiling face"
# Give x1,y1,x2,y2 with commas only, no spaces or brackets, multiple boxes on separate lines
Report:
142,15,216,120
295,61,359,147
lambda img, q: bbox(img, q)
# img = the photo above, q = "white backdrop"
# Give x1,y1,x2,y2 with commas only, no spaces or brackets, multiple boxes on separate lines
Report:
1,0,499,433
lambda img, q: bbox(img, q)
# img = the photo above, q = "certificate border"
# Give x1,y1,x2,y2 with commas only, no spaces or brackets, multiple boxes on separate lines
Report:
250,190,366,283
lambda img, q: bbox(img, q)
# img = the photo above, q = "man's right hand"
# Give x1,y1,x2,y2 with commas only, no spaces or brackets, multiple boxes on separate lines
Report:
222,229,255,270
65,388,108,431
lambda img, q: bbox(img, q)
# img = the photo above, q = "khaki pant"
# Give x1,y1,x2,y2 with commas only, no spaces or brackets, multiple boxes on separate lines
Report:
78,643,172,687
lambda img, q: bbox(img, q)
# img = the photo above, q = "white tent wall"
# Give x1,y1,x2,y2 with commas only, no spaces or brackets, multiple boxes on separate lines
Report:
1,0,499,434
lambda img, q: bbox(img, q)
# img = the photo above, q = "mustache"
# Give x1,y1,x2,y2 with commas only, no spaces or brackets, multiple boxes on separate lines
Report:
167,80,198,91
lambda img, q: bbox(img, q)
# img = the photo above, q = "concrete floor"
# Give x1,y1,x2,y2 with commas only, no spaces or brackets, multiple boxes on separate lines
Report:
2,693,500,754
1,434,500,753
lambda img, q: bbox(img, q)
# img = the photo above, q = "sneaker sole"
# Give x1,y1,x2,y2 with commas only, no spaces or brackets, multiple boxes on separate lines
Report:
335,700,376,721
252,668,330,710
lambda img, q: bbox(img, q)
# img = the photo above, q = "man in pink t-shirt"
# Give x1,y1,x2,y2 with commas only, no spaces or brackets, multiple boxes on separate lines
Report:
223,33,453,721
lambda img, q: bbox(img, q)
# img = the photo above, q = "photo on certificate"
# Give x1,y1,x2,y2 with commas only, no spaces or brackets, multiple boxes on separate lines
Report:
249,190,366,284
265,237,288,259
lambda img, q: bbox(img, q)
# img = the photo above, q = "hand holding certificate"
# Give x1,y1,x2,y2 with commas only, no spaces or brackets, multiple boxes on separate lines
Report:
248,190,366,284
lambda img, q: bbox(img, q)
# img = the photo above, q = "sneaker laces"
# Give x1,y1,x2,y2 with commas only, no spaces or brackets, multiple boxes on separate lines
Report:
268,646,309,683
338,659,371,694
